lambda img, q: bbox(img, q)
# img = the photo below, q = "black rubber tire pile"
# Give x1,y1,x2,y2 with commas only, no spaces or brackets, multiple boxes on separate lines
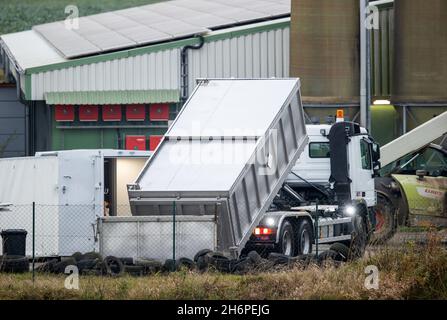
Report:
0,255,30,273
3,242,355,276
34,252,164,277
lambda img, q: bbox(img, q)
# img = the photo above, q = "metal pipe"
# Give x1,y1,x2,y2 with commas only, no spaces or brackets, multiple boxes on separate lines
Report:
180,35,205,104
360,0,370,129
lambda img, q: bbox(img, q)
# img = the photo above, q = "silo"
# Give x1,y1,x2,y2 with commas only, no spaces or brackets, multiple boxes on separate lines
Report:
290,0,360,123
392,0,447,104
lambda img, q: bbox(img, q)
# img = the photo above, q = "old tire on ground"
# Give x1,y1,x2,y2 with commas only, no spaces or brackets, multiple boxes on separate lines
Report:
247,251,263,264
196,256,209,272
134,259,162,273
103,256,124,277
194,249,212,263
329,243,350,262
72,252,83,262
176,257,196,270
231,257,253,274
0,255,29,273
317,250,343,266
53,257,77,274
206,252,232,273
35,259,59,273
124,265,145,276
77,258,101,273
267,252,295,266
163,259,177,272
80,252,102,261
296,219,313,255
277,220,295,257
370,194,397,245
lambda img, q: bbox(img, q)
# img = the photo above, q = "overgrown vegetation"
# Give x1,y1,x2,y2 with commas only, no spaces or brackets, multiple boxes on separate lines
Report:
1,235,446,300
0,0,165,35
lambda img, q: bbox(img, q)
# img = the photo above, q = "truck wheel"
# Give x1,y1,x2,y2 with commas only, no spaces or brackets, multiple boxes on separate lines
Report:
370,194,397,245
296,219,313,255
349,213,368,260
277,221,295,257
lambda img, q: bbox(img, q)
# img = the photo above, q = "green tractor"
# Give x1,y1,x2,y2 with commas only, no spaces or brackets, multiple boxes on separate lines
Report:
371,112,447,244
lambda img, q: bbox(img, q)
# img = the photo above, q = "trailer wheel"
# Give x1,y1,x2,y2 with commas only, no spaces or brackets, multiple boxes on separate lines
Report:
278,220,295,257
296,219,313,255
370,194,397,245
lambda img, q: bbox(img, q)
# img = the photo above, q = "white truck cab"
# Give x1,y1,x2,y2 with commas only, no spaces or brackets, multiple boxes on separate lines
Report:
246,112,381,258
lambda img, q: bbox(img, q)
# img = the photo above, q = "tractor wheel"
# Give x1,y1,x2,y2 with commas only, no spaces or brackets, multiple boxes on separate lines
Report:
370,194,397,245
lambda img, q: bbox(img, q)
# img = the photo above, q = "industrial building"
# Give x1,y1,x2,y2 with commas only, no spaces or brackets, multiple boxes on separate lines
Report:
0,0,446,157
0,0,291,154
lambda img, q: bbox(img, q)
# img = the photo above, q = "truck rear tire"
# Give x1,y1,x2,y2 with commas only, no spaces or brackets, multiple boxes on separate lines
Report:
277,221,295,257
296,219,313,255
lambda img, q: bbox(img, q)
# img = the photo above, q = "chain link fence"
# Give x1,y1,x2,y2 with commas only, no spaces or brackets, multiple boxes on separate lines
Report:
0,199,446,280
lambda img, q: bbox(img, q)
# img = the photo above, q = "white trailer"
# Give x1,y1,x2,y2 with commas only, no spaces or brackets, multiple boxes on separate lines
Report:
0,149,151,257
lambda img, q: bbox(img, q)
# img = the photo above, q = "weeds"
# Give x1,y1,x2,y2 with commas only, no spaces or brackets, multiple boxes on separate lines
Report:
0,235,446,300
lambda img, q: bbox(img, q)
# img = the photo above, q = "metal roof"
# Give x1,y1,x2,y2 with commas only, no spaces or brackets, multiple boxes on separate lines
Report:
33,0,290,58
44,89,180,105
0,30,66,71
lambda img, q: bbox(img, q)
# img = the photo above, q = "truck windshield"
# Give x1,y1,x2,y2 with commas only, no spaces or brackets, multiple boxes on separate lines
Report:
309,142,330,158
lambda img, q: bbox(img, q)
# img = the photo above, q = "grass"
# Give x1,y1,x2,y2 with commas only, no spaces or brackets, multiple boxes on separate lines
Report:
1,235,447,300
0,0,166,35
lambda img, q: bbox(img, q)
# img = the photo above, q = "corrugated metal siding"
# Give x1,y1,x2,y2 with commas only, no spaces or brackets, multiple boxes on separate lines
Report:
188,28,290,92
31,49,180,100
30,25,290,101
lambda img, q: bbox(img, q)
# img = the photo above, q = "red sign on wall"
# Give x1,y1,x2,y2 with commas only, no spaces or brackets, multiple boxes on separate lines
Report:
149,104,169,121
103,105,122,121
126,104,145,121
126,136,146,150
54,105,75,122
149,135,163,151
79,105,99,121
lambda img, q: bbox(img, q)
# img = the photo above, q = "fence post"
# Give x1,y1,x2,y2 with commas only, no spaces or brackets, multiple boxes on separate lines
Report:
32,202,35,283
314,199,319,256
172,201,176,271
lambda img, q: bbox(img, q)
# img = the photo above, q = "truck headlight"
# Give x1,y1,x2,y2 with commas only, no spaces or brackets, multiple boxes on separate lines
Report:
344,205,356,216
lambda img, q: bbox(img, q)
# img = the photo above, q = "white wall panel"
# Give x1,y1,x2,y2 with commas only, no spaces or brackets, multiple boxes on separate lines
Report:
30,26,290,101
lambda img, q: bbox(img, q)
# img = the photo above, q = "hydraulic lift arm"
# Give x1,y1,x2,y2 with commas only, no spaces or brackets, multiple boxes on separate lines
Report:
380,111,447,167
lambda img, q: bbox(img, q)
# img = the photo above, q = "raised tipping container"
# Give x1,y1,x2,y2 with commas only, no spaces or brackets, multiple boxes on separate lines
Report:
128,79,308,255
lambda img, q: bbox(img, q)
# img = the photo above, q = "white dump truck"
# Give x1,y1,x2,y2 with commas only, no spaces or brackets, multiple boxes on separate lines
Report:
98,78,379,261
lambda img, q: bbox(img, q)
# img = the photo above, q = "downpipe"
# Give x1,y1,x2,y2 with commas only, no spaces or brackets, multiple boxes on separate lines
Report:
180,35,205,104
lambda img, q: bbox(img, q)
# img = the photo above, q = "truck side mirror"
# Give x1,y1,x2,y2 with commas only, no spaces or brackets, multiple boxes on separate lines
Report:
416,170,427,180
372,143,381,162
